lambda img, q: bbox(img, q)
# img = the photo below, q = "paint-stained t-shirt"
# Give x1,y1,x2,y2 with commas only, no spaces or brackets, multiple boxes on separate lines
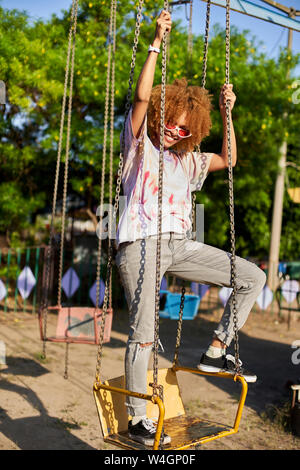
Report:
116,108,212,246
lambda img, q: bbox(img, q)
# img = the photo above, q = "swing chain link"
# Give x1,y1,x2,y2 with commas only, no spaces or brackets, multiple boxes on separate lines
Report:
114,0,143,219
95,0,116,316
95,0,144,381
187,0,193,75
57,0,78,309
225,0,240,373
175,0,211,366
173,285,186,367
59,0,79,380
201,0,211,89
108,1,117,312
175,0,240,374
191,0,211,228
64,343,69,380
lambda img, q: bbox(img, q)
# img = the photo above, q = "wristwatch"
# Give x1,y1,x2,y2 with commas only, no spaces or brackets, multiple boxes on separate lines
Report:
148,45,160,54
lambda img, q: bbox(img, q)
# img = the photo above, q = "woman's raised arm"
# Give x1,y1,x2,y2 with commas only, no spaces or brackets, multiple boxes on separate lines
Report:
131,10,172,138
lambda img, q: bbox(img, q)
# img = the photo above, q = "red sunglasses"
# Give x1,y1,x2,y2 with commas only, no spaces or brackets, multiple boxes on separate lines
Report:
164,123,192,138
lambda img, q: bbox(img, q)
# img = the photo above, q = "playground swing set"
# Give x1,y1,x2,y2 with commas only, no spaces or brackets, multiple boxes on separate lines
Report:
37,0,300,451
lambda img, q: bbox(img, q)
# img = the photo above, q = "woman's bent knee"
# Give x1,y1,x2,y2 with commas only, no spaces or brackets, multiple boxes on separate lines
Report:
242,259,266,288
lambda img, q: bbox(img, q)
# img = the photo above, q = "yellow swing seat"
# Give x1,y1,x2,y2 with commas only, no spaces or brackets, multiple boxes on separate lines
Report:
93,366,248,450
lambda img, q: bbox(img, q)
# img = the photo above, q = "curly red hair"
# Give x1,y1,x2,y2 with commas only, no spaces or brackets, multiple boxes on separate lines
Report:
147,78,213,153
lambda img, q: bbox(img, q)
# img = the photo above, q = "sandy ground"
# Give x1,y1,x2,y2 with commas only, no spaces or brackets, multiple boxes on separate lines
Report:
0,295,300,452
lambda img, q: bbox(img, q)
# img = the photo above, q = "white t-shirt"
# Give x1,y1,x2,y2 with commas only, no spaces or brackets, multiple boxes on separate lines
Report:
116,108,212,246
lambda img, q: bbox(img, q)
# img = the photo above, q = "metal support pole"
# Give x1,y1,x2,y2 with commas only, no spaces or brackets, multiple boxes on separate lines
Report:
0,80,5,113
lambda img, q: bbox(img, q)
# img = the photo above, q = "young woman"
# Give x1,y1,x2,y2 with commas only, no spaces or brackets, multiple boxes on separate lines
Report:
115,10,266,446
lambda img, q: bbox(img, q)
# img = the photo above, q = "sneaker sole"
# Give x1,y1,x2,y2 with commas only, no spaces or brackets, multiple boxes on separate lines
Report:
197,363,257,383
128,433,171,447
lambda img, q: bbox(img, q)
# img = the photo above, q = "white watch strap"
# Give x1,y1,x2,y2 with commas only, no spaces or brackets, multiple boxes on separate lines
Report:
148,45,160,54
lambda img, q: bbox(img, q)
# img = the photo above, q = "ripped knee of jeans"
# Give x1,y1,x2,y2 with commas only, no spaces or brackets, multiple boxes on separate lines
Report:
136,340,164,352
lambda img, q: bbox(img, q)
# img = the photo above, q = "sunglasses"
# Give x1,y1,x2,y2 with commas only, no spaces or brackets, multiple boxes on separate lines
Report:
164,123,192,138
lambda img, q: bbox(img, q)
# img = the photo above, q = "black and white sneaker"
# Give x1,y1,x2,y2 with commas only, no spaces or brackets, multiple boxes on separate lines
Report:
198,353,257,383
128,418,171,446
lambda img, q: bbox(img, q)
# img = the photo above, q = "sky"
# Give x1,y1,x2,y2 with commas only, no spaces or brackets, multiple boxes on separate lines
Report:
0,0,299,75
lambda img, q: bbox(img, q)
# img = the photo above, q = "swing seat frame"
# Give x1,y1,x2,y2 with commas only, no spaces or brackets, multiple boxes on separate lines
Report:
39,305,113,345
93,366,248,450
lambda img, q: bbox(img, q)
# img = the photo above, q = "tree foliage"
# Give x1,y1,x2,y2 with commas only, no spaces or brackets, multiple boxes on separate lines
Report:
0,1,299,260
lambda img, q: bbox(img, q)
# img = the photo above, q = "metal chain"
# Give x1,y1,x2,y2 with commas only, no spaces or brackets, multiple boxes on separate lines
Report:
114,0,144,222
57,0,79,309
40,0,78,360
175,0,240,375
191,0,211,234
95,0,115,315
108,0,117,311
95,0,144,381
64,340,70,379
187,0,193,76
201,0,211,90
173,286,186,366
187,1,193,57
225,0,240,373
41,247,52,358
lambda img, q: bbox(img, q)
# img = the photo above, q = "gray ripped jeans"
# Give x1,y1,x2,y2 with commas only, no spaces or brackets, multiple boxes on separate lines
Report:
115,232,266,417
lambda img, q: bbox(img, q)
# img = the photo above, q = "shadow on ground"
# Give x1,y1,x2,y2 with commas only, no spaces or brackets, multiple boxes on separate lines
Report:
0,357,95,450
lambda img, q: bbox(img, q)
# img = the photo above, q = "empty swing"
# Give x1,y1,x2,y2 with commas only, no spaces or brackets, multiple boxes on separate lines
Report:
159,0,209,322
38,0,115,377
93,0,248,451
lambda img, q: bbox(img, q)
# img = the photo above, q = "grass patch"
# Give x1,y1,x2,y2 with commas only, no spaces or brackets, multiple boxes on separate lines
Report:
261,401,292,434
32,352,50,364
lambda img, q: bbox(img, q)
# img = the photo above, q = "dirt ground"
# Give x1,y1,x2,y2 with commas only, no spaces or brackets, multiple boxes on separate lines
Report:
0,294,300,452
